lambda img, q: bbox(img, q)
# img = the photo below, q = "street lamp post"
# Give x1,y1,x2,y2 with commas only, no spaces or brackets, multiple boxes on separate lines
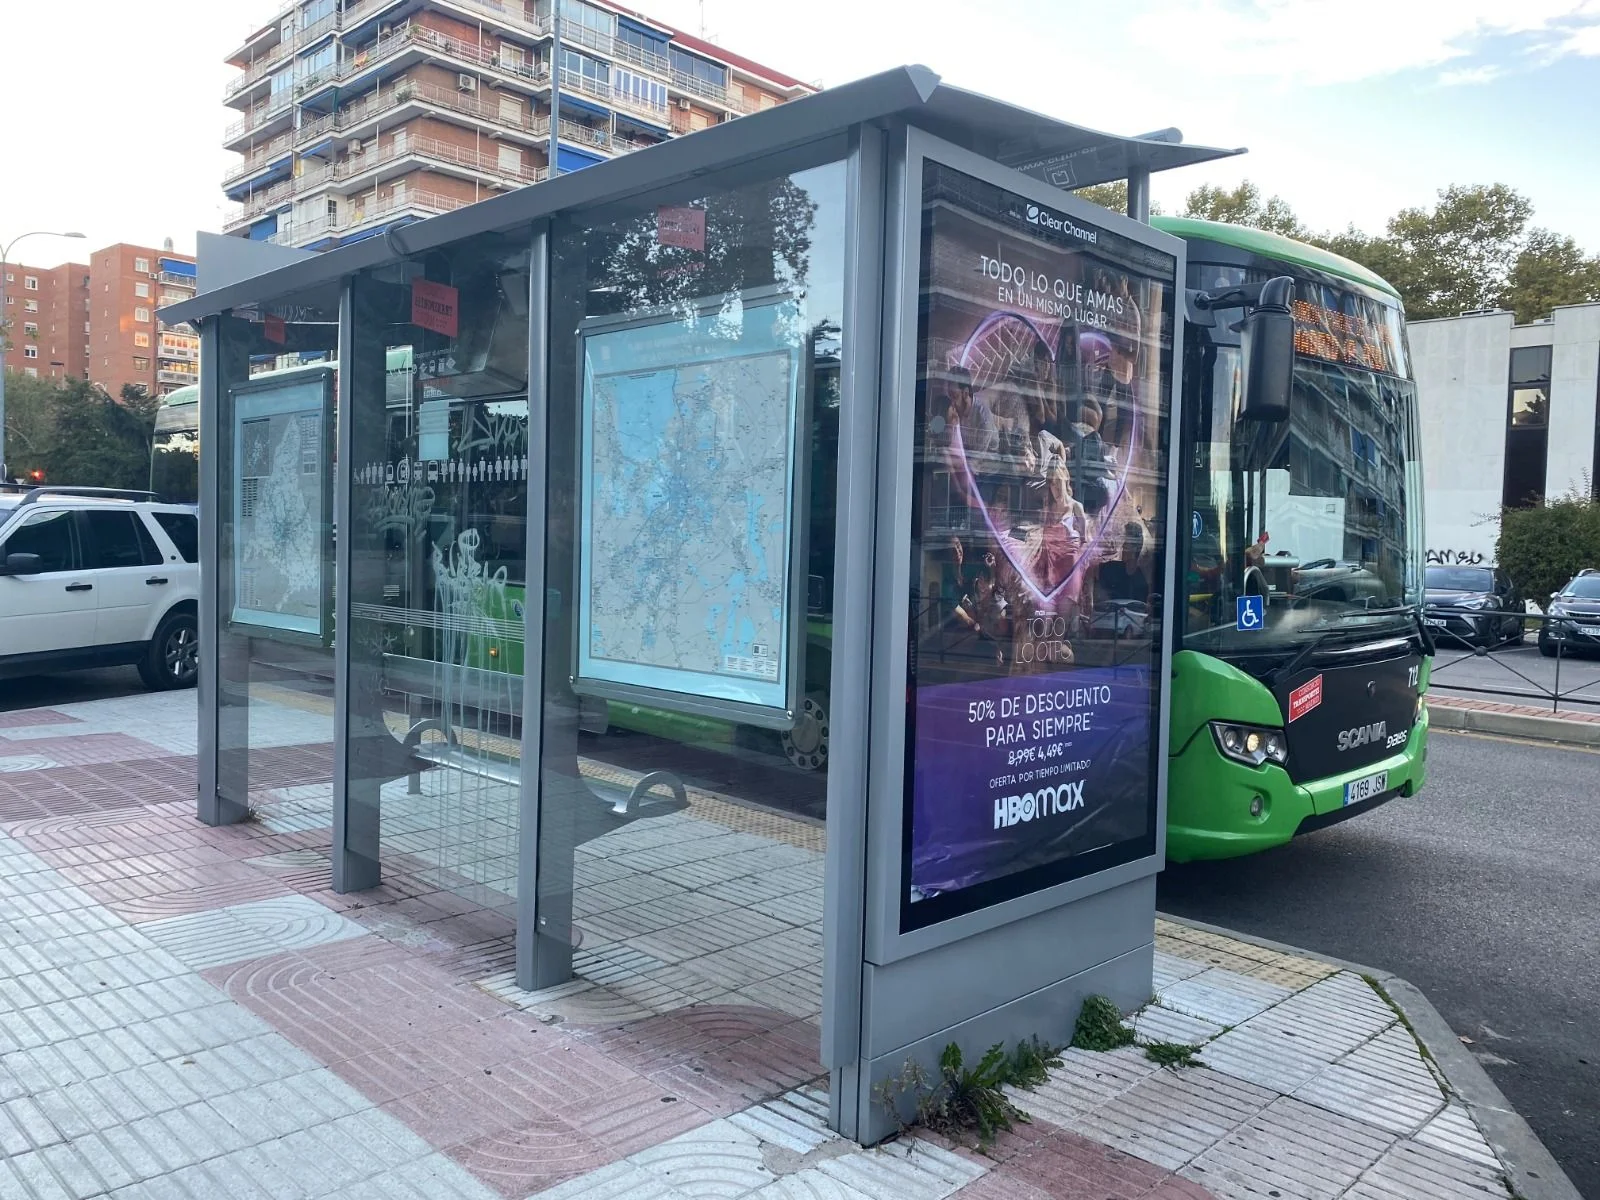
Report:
1,230,87,482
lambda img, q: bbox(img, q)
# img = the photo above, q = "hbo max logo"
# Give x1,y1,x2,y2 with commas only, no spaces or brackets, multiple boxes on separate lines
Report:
993,779,1086,829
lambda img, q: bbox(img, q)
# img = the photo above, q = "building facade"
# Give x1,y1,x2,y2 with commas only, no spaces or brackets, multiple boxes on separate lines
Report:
222,0,812,251
1411,302,1600,566
4,243,197,398
2,261,89,384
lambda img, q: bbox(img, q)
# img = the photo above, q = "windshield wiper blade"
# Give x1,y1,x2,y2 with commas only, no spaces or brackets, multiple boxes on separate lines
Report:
1268,608,1416,689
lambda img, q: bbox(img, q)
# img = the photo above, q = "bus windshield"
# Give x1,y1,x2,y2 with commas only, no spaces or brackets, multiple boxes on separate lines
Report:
1183,275,1423,656
151,387,200,504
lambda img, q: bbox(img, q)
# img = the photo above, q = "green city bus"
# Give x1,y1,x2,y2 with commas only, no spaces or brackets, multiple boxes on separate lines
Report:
1153,217,1428,861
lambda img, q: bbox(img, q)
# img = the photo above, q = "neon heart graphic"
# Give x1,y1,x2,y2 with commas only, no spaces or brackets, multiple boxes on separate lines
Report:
947,310,1142,609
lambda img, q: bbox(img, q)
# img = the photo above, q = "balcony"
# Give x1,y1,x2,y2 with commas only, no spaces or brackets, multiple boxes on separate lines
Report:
337,132,549,188
268,189,470,247
159,343,200,362
558,68,670,125
610,37,673,81
316,75,548,148
556,116,609,151
670,69,731,109
223,91,295,145
223,178,296,232
295,21,550,112
157,271,196,290
222,132,294,186
158,369,199,386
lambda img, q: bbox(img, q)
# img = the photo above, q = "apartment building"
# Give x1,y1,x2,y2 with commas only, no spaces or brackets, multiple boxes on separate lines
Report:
2,262,89,385
3,243,197,398
222,0,813,252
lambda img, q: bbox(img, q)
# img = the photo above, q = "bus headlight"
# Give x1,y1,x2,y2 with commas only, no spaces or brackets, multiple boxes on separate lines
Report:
1210,722,1289,768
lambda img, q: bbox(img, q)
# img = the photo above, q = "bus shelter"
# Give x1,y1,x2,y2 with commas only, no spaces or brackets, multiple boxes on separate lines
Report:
163,66,1237,1142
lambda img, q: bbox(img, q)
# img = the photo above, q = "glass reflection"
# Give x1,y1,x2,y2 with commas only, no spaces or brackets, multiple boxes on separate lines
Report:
533,156,844,1050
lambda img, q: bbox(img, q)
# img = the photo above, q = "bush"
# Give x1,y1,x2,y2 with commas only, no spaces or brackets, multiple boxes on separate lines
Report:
1495,485,1600,602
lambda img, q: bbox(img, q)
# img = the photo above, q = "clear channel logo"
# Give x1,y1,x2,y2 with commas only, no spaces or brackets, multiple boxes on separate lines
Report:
1023,202,1098,244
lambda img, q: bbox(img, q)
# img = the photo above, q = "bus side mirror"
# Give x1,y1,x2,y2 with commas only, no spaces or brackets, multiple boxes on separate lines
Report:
1239,277,1295,422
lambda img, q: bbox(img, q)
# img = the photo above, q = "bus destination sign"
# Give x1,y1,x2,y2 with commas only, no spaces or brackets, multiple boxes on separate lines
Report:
1291,293,1400,375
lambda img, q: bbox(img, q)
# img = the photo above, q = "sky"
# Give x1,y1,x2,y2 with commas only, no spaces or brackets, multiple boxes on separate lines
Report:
3,0,1598,269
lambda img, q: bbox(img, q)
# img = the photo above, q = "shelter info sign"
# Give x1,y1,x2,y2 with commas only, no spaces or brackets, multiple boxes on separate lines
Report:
902,161,1177,930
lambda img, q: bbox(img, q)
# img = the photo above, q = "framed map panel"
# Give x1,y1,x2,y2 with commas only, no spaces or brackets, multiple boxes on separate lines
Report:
229,366,335,642
572,288,809,729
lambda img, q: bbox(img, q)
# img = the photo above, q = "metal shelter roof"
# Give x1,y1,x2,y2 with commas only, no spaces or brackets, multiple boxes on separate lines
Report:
163,65,1243,326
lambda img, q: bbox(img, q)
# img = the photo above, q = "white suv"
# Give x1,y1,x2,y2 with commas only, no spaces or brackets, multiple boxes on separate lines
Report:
0,488,200,690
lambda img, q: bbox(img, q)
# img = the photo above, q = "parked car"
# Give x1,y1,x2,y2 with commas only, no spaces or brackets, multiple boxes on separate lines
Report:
1538,569,1600,658
1423,564,1525,648
0,487,200,689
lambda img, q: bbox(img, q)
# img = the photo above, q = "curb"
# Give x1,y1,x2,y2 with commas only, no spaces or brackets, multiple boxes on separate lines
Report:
1427,701,1600,749
1158,912,1583,1200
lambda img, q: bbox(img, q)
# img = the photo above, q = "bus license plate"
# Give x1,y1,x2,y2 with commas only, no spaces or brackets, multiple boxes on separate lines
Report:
1344,771,1388,806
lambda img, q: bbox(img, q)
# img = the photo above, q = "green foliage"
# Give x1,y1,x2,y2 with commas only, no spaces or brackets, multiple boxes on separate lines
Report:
1495,488,1600,603
1074,181,1128,213
1182,181,1306,238
873,1036,1064,1151
918,1042,1028,1149
1505,230,1600,325
1071,994,1136,1051
1144,1041,1201,1068
1007,1036,1064,1088
1177,179,1599,324
1,372,158,489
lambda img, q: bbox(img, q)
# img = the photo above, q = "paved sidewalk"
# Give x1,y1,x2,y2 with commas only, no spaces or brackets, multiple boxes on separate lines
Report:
0,690,1567,1199
1428,692,1600,747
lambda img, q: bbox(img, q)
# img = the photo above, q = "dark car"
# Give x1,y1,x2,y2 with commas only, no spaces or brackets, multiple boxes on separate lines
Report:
1423,565,1525,648
1538,570,1600,658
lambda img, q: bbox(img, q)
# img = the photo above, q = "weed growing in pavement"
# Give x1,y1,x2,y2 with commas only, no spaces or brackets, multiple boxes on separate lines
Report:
1143,1041,1201,1068
873,1036,1064,1151
1071,994,1136,1051
1007,1036,1064,1088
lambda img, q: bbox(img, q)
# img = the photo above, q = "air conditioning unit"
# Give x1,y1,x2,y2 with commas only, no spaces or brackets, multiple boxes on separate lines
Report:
458,73,478,92
676,97,691,111
348,139,364,154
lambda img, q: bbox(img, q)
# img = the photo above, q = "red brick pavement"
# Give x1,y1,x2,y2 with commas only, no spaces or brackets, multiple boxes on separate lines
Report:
0,702,1222,1200
205,939,819,1196
945,1126,1221,1200
1429,692,1600,724
0,707,80,728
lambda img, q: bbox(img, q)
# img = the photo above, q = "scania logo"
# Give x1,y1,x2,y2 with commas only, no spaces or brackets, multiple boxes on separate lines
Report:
1337,721,1387,751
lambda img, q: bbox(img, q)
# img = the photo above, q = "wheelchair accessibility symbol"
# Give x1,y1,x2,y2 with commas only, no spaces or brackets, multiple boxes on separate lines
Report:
1236,595,1265,631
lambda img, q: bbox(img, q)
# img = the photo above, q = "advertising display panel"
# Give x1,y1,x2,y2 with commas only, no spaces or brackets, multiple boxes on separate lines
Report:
902,158,1179,931
229,367,335,641
573,289,809,726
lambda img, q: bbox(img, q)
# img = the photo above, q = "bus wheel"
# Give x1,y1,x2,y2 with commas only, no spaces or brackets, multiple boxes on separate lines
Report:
782,693,830,772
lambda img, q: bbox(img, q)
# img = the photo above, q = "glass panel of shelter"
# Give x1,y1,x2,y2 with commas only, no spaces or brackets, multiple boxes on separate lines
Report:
531,150,846,1058
212,286,341,841
342,232,532,935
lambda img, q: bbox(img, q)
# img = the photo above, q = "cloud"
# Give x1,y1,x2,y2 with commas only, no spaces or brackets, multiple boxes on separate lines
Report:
1124,0,1600,86
1436,64,1504,85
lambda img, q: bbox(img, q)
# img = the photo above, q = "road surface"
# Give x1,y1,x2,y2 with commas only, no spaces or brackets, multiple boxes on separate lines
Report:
1160,728,1600,1196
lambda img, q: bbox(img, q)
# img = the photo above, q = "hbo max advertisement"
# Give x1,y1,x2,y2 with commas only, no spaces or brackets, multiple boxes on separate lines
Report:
901,161,1177,930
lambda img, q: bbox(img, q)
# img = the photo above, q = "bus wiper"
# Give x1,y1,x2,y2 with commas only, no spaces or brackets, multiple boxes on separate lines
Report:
1268,607,1414,689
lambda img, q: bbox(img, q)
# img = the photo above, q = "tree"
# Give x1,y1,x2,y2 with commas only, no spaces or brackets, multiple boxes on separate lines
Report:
1181,181,1306,239
1073,182,1128,213
1364,183,1533,320
0,374,158,489
1503,229,1600,325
